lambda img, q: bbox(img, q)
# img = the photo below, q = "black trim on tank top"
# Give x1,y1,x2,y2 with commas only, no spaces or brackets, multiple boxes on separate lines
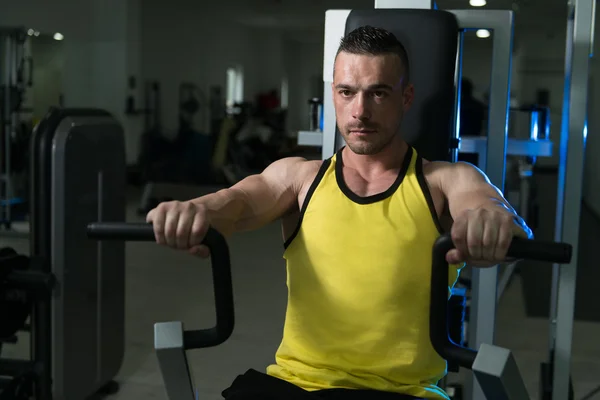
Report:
283,158,332,250
335,146,413,205
415,155,445,234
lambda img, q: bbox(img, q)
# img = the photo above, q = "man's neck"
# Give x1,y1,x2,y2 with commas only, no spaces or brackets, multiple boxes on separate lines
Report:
342,136,409,179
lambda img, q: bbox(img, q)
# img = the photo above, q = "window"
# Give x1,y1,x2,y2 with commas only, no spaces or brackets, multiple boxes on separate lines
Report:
226,65,244,108
280,76,289,109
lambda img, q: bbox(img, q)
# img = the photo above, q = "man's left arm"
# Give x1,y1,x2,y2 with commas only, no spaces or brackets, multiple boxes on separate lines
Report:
439,162,533,267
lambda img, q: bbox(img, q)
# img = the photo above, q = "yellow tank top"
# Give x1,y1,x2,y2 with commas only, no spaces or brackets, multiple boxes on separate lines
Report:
266,147,463,399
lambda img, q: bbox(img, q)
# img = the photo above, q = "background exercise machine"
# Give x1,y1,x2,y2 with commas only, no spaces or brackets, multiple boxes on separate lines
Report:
0,27,34,235
0,107,126,399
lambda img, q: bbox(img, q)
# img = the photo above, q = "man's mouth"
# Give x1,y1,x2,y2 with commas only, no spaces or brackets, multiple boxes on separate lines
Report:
350,129,376,133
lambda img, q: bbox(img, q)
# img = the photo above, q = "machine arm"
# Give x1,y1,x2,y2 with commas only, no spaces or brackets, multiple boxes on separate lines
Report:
429,233,572,399
87,222,235,400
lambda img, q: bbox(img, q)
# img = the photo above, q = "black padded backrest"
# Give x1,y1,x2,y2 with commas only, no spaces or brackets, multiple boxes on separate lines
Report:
344,9,458,162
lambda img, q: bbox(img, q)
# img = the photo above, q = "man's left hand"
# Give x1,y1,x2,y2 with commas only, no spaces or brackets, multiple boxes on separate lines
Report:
446,207,532,266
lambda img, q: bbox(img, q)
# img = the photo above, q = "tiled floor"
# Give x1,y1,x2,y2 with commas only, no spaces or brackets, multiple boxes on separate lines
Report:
1,192,600,400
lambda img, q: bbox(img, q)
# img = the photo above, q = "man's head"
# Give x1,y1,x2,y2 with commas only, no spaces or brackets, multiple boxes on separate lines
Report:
333,26,414,155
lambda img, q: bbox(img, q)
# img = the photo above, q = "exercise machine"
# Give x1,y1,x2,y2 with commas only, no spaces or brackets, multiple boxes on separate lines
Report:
430,234,572,400
81,7,576,400
83,222,572,400
87,222,234,400
296,1,594,398
0,107,126,399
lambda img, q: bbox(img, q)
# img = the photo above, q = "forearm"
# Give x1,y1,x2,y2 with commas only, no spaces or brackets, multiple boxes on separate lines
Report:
190,174,290,236
449,190,533,239
190,188,247,237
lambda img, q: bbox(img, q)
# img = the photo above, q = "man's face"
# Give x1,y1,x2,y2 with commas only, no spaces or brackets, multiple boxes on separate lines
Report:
332,52,413,155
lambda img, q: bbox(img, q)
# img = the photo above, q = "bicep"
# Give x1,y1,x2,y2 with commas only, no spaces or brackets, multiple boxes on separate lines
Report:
228,157,306,230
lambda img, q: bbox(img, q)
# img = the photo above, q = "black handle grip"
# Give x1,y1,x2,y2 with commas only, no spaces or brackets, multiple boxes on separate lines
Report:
86,222,234,349
429,234,573,369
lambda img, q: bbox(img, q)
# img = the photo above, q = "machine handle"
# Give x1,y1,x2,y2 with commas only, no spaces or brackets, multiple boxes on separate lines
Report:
87,222,235,349
429,234,572,369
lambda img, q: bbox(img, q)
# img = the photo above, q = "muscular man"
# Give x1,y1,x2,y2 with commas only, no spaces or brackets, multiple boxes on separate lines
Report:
147,26,532,400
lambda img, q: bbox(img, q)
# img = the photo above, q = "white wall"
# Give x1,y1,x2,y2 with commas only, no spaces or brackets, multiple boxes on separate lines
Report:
284,37,324,132
140,3,260,138
252,28,286,94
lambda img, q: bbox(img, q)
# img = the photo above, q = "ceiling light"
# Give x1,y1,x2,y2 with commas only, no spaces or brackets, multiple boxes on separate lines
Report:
476,29,491,38
470,0,487,6
27,29,35,36
53,32,64,41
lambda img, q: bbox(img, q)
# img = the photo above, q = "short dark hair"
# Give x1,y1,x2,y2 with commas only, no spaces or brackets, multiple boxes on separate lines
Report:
336,26,410,85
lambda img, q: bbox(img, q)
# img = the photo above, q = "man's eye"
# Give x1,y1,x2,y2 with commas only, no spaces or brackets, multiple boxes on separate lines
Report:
373,91,386,98
340,90,352,96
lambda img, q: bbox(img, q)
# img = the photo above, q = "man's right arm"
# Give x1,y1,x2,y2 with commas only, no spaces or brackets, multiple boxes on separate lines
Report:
191,156,308,236
147,156,311,252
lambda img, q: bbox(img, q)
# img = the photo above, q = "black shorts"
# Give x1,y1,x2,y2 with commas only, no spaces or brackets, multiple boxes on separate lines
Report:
221,369,423,400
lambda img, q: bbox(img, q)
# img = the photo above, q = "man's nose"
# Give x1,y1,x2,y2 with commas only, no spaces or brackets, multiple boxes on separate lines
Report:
352,93,371,120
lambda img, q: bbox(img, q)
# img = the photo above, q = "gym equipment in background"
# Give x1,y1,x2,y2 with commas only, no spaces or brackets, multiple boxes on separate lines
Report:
0,27,34,235
0,107,126,399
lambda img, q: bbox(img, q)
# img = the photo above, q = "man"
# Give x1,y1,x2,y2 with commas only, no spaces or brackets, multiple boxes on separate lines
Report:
147,26,532,400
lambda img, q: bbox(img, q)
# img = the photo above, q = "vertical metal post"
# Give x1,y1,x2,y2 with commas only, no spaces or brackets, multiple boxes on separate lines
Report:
451,32,464,163
460,11,513,400
321,10,351,159
548,1,575,365
551,0,595,399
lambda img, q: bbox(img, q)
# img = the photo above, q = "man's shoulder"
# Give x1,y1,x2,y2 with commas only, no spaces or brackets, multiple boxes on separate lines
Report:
421,158,451,176
421,159,486,190
278,157,324,175
422,159,479,173
297,158,327,185
269,157,325,190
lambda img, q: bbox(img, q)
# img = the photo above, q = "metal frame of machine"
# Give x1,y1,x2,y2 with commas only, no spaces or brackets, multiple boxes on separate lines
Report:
550,0,595,398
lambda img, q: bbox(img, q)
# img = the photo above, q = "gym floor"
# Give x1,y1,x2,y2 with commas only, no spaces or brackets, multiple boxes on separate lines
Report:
2,186,600,400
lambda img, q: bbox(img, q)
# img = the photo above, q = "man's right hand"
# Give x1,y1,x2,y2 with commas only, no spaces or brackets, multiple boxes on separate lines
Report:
146,200,211,258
